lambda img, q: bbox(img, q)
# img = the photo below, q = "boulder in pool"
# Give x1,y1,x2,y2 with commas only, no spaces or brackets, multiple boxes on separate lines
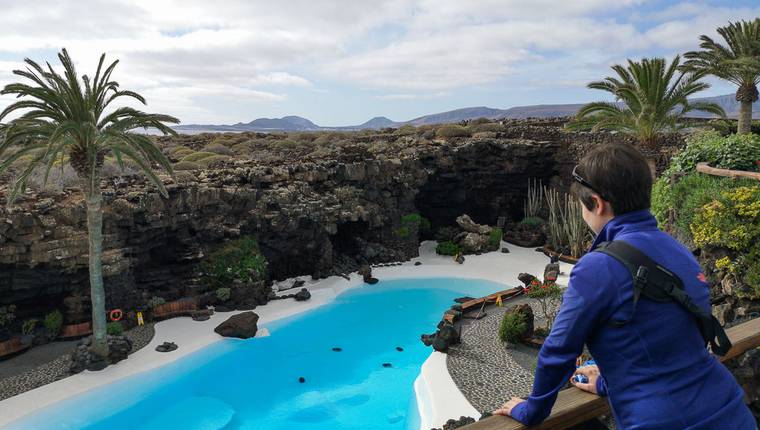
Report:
214,312,259,339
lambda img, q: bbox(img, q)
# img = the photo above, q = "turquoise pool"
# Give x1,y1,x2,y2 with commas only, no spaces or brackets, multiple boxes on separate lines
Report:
9,277,504,430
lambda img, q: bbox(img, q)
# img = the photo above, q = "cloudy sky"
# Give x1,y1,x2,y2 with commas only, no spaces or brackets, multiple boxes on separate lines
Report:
0,0,757,126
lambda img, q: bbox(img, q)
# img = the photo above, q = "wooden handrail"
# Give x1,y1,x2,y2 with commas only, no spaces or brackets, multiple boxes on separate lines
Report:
696,162,760,181
459,317,760,430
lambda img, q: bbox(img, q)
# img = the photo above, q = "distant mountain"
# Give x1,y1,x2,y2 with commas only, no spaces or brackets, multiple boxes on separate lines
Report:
172,94,760,134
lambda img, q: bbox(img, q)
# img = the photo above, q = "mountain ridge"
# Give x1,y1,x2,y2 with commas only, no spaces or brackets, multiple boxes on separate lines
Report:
173,94,759,133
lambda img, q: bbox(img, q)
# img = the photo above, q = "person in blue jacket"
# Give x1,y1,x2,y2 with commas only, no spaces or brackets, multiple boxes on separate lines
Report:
494,144,756,429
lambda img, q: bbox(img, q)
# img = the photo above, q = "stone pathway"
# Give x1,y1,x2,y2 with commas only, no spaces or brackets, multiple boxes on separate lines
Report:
0,323,155,401
447,297,537,413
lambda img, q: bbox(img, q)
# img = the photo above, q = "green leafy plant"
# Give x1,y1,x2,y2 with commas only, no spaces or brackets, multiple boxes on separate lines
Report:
106,321,124,336
21,319,37,336
683,19,760,134
666,131,760,174
0,305,16,328
489,227,504,248
436,241,461,256
526,280,563,331
545,187,590,258
520,217,545,227
691,185,760,298
435,124,471,139
43,310,63,336
147,296,166,309
499,310,527,344
566,56,724,147
202,235,268,289
215,288,231,302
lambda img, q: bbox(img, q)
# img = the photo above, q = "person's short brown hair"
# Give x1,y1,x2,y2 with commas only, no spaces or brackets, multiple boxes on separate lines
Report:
571,144,653,215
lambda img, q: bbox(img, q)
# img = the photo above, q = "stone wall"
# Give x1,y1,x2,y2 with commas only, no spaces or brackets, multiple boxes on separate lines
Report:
0,136,570,321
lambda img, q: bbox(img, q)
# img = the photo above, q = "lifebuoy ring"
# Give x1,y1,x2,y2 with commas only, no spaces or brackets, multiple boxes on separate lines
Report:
109,309,123,322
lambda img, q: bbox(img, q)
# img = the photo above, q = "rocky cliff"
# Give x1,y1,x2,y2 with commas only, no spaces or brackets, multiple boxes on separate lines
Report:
0,131,572,320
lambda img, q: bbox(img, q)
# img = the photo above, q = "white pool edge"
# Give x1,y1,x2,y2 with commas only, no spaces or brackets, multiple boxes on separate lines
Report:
0,241,570,428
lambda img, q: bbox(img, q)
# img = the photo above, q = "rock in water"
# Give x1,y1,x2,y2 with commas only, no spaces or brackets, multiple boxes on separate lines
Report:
214,312,259,339
294,288,311,301
365,277,379,284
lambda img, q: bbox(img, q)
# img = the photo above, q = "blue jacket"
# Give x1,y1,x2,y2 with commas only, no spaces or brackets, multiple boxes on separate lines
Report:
510,210,755,429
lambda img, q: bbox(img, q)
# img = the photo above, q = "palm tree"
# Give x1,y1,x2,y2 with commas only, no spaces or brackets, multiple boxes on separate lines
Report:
567,56,725,147
0,49,178,358
683,19,760,134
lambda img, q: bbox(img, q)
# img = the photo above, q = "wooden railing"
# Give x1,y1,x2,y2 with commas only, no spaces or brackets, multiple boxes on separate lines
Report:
460,317,760,430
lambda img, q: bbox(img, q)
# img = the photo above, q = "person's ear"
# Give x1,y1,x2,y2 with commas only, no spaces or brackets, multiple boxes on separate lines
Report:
591,195,605,215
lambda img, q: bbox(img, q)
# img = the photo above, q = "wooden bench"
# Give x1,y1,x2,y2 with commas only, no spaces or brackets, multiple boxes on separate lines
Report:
153,298,199,320
460,288,524,313
459,317,760,430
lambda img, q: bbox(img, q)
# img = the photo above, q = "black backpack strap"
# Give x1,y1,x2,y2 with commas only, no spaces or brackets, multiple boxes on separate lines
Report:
594,241,732,356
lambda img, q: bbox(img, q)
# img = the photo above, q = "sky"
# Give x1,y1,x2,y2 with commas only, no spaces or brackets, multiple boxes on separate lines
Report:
0,0,757,126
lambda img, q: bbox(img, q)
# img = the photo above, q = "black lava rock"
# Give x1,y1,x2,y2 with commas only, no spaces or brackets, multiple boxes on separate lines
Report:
155,342,178,353
332,347,342,352
298,377,306,383
294,288,311,302
382,363,392,368
396,346,404,352
214,312,259,339
414,261,422,266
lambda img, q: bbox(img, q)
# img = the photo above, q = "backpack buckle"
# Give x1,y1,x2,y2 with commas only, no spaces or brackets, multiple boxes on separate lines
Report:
635,266,649,287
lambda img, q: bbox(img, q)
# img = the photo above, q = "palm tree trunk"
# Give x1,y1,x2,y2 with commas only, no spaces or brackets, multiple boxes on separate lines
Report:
737,100,753,134
85,183,108,358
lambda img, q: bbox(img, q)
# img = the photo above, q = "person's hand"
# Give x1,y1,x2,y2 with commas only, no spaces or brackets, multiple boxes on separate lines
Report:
570,364,600,394
492,397,524,416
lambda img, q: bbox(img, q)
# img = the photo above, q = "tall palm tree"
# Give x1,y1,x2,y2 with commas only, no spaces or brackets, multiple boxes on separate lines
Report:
0,49,178,358
567,56,725,147
683,19,760,134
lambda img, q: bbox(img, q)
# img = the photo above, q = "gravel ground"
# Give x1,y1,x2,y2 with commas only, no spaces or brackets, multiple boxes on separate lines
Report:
446,298,616,429
0,323,155,401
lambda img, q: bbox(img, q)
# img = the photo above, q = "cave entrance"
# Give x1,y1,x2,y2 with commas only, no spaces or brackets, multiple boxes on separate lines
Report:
330,220,370,256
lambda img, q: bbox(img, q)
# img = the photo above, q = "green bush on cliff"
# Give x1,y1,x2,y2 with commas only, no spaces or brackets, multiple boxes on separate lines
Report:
651,172,757,242
174,161,201,171
436,241,461,256
436,124,470,139
181,151,217,163
43,310,62,335
666,131,760,174
397,213,431,238
691,185,760,299
203,235,268,289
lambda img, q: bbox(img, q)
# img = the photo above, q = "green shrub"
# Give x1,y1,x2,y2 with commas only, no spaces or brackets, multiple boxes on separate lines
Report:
107,321,124,336
231,141,256,155
43,310,63,335
203,143,234,156
399,213,431,238
435,124,470,139
489,227,504,248
668,131,760,174
520,217,545,227
181,151,217,163
174,161,201,171
215,287,231,302
471,123,503,133
195,154,230,168
0,305,16,328
202,235,268,289
21,319,37,335
526,280,563,330
436,241,461,256
147,296,166,309
691,185,760,299
499,310,527,344
394,125,418,136
170,146,194,159
651,172,756,242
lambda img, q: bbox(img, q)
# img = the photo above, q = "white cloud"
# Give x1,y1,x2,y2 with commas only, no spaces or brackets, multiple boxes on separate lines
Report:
0,0,754,124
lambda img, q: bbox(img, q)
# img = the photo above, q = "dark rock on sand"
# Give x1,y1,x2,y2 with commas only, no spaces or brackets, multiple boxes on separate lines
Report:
155,342,178,353
214,312,259,339
294,288,311,301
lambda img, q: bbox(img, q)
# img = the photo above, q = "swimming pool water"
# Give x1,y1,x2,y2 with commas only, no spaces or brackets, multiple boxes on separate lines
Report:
10,277,505,430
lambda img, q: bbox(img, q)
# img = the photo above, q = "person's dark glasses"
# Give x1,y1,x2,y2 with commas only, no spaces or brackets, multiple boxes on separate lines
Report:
572,165,608,201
